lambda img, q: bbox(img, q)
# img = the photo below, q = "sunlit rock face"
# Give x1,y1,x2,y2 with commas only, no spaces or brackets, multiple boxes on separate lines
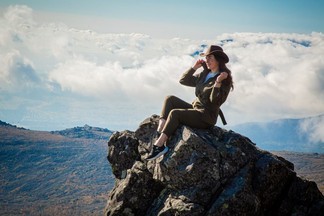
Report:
105,115,324,216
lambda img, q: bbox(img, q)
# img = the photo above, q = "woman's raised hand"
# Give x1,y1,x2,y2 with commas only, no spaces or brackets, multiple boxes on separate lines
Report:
192,59,205,70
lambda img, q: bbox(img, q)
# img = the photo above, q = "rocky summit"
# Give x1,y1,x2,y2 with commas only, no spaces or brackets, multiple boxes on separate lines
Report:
104,115,324,216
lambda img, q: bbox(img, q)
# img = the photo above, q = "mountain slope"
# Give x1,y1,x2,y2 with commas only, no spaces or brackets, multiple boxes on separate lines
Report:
272,151,324,194
0,121,114,215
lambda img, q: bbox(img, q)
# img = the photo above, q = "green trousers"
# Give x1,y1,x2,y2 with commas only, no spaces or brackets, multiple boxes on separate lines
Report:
160,95,212,137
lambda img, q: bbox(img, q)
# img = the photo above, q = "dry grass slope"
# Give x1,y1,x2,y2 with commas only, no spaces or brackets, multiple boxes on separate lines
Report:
0,123,114,215
273,151,324,195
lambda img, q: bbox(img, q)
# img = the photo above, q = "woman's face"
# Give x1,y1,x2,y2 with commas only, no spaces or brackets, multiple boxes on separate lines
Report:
206,54,219,71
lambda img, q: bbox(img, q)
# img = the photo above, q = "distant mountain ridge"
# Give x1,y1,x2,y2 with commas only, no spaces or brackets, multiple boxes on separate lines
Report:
0,120,26,129
2,114,323,153
51,124,113,140
0,120,113,141
231,114,324,153
0,120,12,126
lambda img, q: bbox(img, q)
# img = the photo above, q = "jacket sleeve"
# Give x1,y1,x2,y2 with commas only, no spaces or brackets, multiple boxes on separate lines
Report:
210,84,231,107
179,67,198,87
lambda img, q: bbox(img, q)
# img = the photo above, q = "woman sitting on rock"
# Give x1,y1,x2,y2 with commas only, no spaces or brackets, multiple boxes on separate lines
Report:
146,45,234,161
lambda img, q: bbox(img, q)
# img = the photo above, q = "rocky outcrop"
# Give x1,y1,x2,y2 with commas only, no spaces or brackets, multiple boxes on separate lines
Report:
104,115,324,216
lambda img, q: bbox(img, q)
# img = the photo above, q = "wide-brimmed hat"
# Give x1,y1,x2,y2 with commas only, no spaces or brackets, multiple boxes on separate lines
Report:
200,45,229,63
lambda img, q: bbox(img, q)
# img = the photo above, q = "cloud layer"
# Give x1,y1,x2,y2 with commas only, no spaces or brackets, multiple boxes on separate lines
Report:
1,5,324,132
299,115,324,143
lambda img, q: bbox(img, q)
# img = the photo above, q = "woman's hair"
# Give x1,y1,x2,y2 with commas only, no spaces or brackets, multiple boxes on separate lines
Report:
214,54,234,90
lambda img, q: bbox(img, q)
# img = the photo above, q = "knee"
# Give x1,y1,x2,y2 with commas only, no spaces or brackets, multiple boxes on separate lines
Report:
164,95,173,102
164,95,176,102
169,109,180,118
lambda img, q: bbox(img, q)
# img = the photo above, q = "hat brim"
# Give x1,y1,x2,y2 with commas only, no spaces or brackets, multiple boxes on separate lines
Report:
200,50,229,63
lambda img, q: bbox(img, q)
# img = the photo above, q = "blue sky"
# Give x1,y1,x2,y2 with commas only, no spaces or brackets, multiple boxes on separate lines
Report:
0,0,323,38
0,1,324,133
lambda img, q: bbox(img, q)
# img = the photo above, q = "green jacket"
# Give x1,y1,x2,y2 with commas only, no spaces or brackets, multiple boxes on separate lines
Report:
179,67,231,125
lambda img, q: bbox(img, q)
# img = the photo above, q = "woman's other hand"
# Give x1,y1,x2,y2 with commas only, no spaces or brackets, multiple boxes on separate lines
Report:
217,72,228,82
214,72,228,87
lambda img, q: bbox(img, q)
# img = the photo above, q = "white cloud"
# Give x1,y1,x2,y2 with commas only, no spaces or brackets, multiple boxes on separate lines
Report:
48,54,193,102
219,33,324,123
299,115,324,143
3,4,35,30
0,49,39,89
1,5,324,131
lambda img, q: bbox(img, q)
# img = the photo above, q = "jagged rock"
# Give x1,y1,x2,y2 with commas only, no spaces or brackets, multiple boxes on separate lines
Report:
104,115,324,216
105,161,164,215
107,130,140,179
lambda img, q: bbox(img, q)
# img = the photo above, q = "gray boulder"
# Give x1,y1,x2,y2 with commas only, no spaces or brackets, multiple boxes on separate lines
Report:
104,115,324,216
